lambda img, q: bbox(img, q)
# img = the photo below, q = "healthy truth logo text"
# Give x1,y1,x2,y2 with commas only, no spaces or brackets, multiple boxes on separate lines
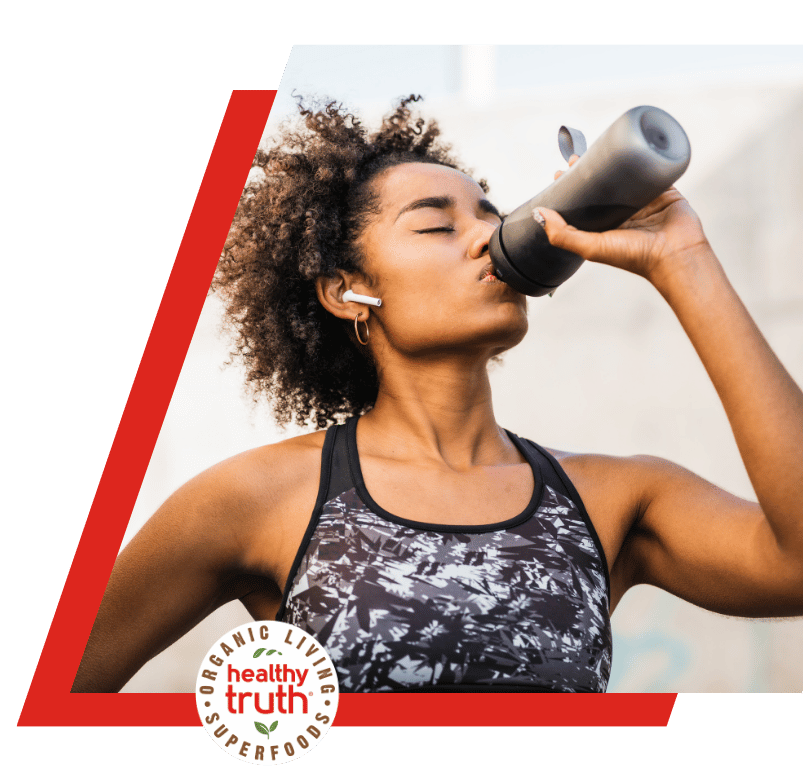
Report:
226,664,310,714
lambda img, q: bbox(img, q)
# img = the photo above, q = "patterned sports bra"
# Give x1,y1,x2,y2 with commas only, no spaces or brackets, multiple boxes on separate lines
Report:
277,416,612,693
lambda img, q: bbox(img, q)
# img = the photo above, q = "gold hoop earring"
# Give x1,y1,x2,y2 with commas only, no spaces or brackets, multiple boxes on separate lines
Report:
354,313,369,346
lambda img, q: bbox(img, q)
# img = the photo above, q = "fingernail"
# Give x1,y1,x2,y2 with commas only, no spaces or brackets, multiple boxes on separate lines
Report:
532,208,545,226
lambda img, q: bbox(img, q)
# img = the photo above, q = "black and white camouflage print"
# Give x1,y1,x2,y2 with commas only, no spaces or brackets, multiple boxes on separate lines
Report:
279,419,611,693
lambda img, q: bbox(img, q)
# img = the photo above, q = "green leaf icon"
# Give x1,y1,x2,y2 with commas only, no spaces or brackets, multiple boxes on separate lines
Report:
266,649,276,655
254,721,270,735
269,720,279,732
253,648,266,658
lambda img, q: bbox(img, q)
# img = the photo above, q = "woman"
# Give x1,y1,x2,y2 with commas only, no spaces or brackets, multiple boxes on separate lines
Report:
72,95,803,693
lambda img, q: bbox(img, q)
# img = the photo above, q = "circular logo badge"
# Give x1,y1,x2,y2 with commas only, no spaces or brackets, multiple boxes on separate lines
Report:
196,621,339,764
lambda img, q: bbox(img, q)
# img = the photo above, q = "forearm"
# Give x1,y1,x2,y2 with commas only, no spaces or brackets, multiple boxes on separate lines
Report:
652,246,803,558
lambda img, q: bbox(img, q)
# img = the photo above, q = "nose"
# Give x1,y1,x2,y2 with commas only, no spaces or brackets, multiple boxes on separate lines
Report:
467,218,497,261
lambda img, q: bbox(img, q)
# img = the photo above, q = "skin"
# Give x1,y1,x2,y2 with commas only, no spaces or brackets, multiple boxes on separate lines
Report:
72,160,803,693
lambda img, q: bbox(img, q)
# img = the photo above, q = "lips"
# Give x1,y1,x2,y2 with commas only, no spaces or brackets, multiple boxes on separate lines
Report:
478,262,498,282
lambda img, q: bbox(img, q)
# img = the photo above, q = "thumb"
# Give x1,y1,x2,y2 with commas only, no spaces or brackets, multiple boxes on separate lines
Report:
534,207,599,260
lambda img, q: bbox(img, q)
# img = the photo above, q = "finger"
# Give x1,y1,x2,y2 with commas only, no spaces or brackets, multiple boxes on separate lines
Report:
554,154,581,181
534,207,600,260
626,187,685,221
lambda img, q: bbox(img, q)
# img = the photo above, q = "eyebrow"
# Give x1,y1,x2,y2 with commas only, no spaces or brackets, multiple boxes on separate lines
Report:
394,195,502,222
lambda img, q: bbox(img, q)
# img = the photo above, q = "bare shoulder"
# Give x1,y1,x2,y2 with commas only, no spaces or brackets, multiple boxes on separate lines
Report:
537,446,695,536
135,429,327,566
539,445,652,501
210,429,327,490
537,445,649,532
541,448,730,504
178,429,327,525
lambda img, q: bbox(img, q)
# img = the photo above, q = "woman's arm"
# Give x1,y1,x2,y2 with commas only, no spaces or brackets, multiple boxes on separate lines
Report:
71,438,322,692
538,182,803,616
71,461,256,693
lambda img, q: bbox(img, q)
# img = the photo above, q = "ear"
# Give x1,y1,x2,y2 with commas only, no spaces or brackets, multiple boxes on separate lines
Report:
315,271,376,320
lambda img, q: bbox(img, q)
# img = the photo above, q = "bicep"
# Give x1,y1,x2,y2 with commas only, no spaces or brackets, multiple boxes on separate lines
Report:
626,457,803,618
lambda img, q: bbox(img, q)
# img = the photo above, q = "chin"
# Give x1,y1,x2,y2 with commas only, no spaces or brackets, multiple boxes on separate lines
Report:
498,300,529,336
491,325,528,355
476,312,529,356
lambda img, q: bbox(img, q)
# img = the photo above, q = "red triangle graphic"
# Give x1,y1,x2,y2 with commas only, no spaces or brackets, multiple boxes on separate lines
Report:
19,90,277,726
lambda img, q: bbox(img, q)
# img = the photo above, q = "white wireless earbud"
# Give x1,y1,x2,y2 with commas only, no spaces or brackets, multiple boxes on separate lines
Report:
343,289,382,307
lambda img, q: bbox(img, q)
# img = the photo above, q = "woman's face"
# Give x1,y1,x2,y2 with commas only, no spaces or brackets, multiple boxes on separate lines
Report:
358,162,529,359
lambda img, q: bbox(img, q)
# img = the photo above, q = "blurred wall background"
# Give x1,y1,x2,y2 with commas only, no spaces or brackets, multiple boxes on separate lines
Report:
120,45,803,693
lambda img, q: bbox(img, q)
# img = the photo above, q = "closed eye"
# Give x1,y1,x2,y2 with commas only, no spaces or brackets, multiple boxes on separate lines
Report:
413,227,455,234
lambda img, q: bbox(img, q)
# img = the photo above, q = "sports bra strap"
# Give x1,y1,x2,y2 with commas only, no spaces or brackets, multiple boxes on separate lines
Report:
520,438,575,505
522,437,611,594
322,422,354,503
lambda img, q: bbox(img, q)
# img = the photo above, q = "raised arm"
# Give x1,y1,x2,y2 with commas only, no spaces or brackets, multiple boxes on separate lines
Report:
537,176,803,617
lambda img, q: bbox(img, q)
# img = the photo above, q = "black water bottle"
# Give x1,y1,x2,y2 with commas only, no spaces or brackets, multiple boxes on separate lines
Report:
489,105,692,297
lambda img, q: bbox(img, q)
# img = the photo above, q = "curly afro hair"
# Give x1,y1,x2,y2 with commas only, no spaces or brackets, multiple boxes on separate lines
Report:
213,94,488,429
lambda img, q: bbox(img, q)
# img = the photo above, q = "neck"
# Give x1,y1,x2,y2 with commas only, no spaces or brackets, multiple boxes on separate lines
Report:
358,352,517,470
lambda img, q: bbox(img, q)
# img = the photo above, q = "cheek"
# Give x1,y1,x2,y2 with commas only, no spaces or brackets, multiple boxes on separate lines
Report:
376,289,450,347
366,246,454,318
373,262,464,329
